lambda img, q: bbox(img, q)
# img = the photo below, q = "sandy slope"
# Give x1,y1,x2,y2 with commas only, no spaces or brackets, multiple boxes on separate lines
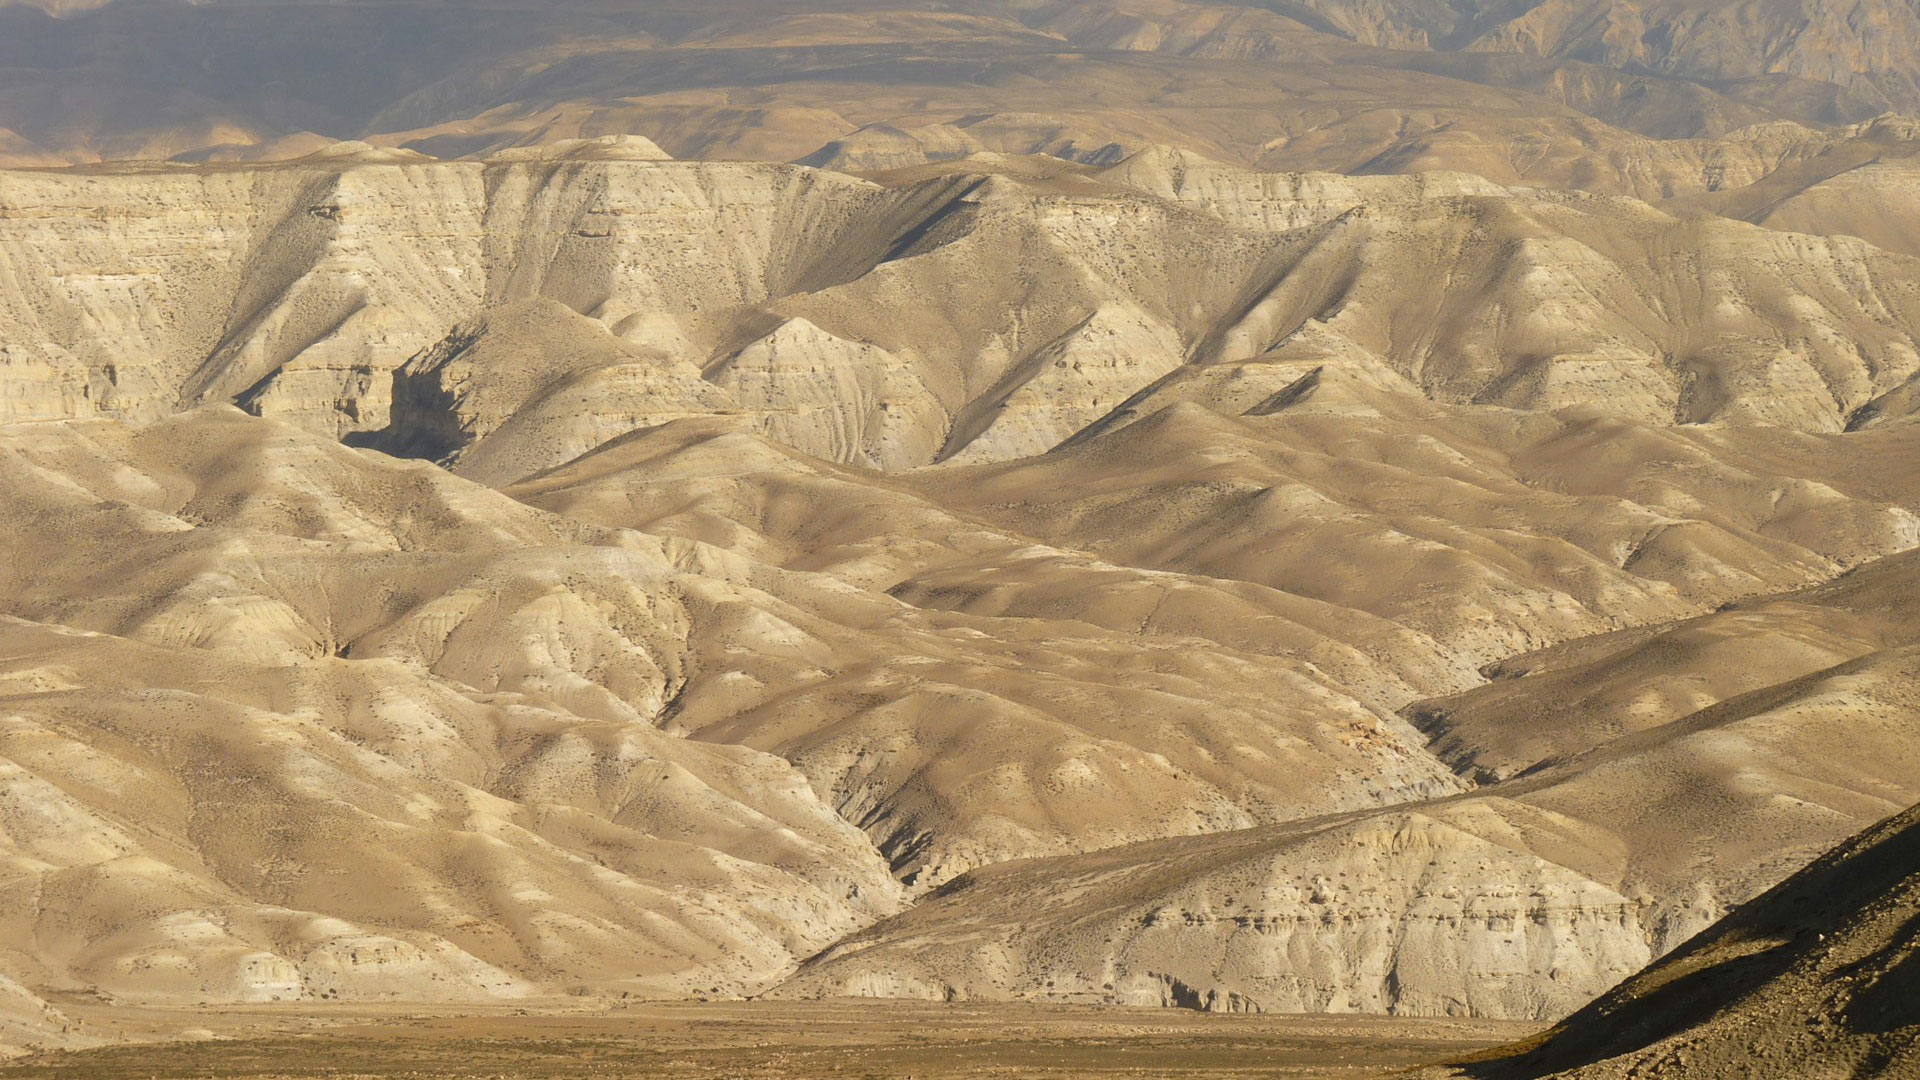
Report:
772,631,1920,1016
760,405,1920,1016
0,974,79,1059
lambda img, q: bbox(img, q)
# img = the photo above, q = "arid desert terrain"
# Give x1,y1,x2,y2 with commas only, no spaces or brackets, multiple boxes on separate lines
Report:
0,0,1916,1076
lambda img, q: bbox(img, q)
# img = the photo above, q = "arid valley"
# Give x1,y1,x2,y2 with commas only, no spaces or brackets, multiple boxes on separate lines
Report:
0,1,1917,1076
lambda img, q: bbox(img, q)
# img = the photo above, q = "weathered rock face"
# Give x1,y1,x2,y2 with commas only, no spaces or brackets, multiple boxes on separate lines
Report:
8,147,1920,477
374,298,739,485
1093,148,1510,230
710,317,946,470
0,142,905,430
1097,179,1920,434
939,302,1185,465
776,801,1658,1020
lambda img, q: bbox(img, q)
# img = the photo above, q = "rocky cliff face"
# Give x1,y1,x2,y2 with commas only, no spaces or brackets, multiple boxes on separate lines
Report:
0,139,904,436
8,146,1920,476
775,800,1657,1020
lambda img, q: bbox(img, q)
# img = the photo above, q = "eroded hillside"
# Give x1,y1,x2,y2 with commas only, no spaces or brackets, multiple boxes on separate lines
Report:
0,4,1918,1056
1,318,1917,1029
8,146,1920,463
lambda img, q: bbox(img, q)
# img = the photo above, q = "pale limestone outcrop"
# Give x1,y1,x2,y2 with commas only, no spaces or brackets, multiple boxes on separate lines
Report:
775,800,1655,1020
1095,146,1506,230
6,150,1920,471
0,152,903,437
943,303,1183,464
709,316,946,471
376,298,739,486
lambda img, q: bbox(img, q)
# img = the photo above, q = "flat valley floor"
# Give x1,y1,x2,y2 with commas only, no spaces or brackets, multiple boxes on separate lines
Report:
0,1001,1534,1079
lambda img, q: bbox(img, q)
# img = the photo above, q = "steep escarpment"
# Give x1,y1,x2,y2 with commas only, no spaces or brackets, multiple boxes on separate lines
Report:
0,142,955,431
9,148,1920,475
774,800,1660,1019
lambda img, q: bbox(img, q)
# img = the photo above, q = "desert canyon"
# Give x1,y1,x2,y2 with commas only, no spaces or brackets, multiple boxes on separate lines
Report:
0,1,1916,1076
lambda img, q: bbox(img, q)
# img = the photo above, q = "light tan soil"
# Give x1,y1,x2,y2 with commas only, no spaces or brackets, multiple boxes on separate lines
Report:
1,1000,1534,1080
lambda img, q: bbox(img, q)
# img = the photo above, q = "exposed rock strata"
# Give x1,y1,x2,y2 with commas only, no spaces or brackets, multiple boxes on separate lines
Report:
8,150,1920,474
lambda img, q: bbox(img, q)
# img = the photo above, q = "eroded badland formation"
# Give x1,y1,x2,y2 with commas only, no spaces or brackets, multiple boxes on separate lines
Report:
0,0,1918,1074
